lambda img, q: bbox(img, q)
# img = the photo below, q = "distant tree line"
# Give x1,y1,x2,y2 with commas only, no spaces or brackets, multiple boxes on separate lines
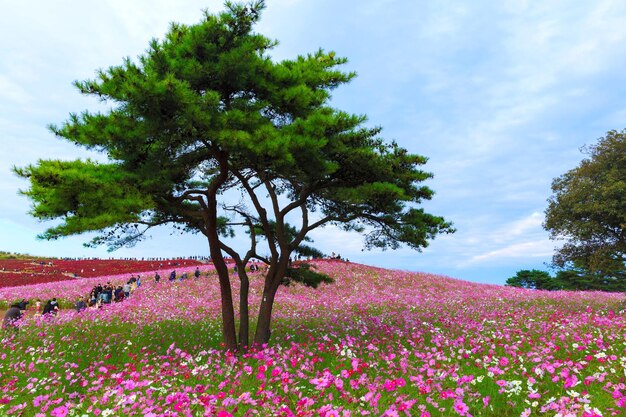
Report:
0,251,42,260
506,267,626,292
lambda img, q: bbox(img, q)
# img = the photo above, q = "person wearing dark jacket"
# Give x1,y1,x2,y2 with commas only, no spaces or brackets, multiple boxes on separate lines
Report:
3,303,24,329
75,297,87,312
42,298,59,316
42,300,53,315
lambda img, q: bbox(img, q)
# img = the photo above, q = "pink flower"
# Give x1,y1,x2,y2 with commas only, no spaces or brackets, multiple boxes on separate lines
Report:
440,389,455,399
216,411,233,417
50,405,68,417
122,380,136,390
334,378,344,390
563,374,578,389
383,379,397,391
453,400,469,415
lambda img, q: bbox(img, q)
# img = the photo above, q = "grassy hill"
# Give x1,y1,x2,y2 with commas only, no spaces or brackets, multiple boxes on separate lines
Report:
0,251,42,260
0,261,624,416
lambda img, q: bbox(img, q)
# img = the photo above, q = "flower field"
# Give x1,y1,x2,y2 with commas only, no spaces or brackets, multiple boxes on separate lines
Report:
0,259,202,289
1,260,625,417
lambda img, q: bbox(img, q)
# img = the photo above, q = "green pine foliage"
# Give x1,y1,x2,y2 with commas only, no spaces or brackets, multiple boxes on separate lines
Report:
281,263,334,288
505,269,561,291
14,1,453,348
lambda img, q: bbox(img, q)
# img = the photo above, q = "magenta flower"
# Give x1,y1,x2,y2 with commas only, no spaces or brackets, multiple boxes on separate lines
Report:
50,405,68,417
383,379,396,391
453,400,469,415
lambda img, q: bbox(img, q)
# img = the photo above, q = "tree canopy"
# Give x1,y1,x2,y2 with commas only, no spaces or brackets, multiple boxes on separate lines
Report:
14,1,454,349
505,269,561,291
554,265,626,292
544,129,626,279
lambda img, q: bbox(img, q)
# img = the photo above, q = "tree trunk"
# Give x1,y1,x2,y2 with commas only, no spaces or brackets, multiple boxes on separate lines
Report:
253,257,289,346
209,242,237,350
204,153,237,351
237,268,250,352
253,285,276,346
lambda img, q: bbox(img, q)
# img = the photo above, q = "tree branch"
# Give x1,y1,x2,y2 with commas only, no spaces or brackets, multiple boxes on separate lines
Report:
263,177,289,255
289,203,309,251
233,170,278,260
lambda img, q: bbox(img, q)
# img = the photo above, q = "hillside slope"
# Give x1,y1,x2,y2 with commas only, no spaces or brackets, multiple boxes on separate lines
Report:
0,261,624,416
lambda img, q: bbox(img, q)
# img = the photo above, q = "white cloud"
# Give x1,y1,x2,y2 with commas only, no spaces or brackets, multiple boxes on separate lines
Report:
506,212,544,237
0,75,31,104
453,211,553,266
309,225,366,256
467,239,555,264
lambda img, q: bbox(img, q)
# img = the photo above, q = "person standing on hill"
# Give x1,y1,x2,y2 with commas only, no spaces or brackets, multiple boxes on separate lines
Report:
104,284,114,304
194,267,201,279
123,281,131,298
42,298,59,316
3,302,25,330
169,270,176,282
114,286,124,302
88,291,96,306
155,272,161,283
95,284,103,299
75,297,87,312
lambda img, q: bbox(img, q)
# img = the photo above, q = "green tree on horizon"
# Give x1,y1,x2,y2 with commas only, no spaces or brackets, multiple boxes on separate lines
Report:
544,129,626,291
505,269,562,291
14,1,453,350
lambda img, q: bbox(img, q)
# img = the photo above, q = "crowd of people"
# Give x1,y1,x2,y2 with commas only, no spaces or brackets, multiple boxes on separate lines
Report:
57,256,211,262
2,267,207,330
2,258,345,330
2,275,145,330
87,275,142,307
1,298,61,330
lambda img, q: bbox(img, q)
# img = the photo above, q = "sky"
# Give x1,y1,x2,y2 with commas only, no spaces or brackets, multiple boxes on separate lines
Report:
2,0,626,285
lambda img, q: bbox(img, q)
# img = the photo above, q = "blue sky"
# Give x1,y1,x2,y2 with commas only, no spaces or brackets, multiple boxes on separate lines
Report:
2,0,626,285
